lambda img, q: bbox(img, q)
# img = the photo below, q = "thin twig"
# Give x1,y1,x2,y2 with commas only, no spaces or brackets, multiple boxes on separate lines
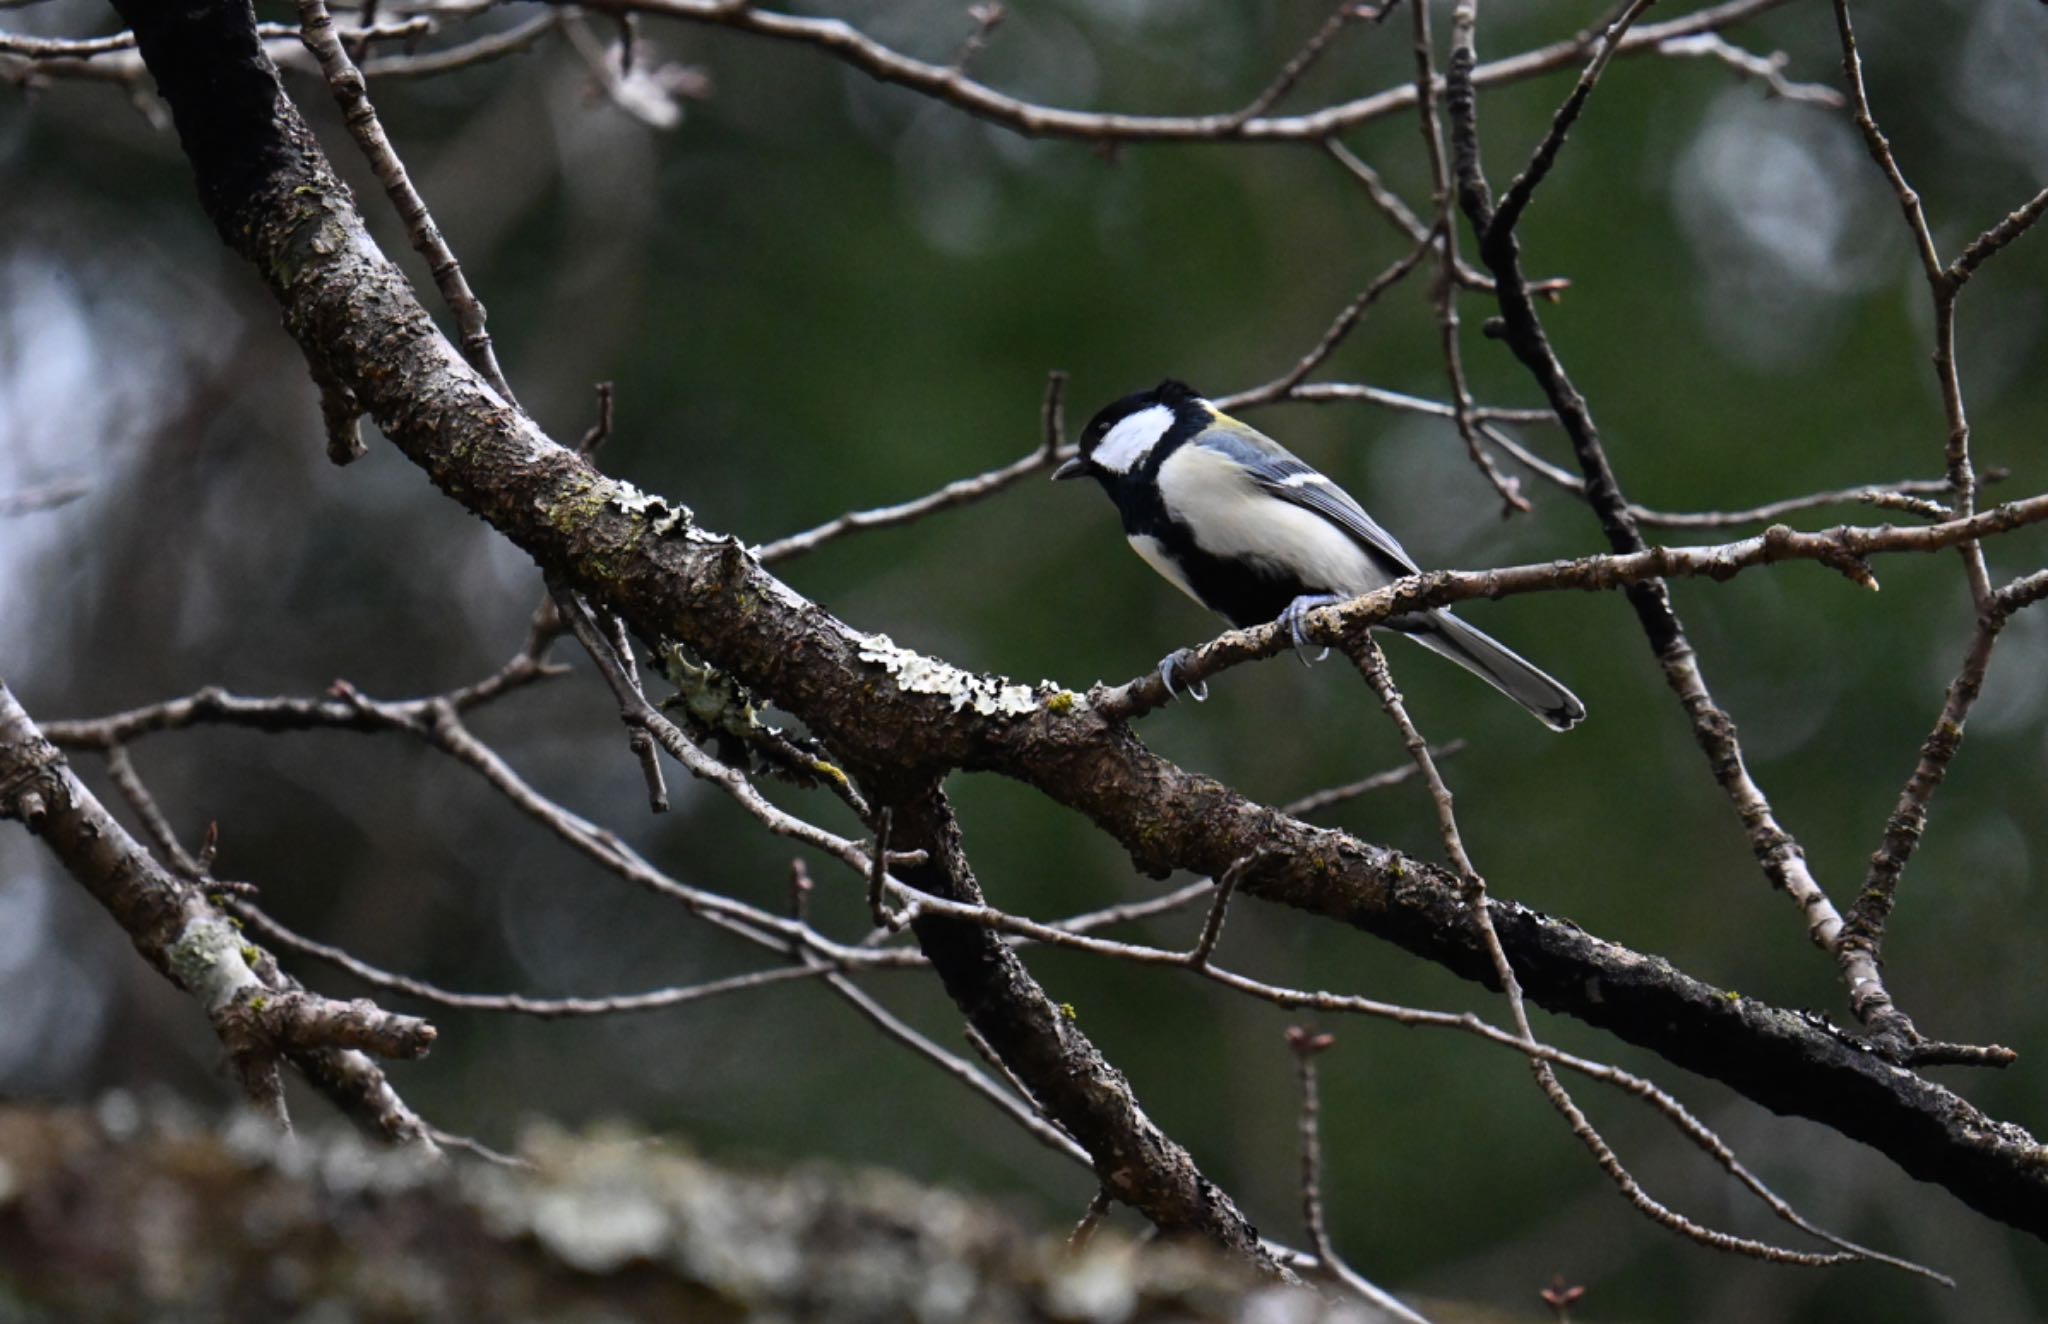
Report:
867,807,901,930
947,1,1003,75
1832,0,1990,608
1652,32,1844,107
1347,638,1863,1271
1410,0,1528,514
1481,419,1987,527
1287,1029,1432,1322
550,582,886,874
1489,0,1658,241
234,901,834,1017
578,381,616,455
1281,741,1465,816
359,11,559,78
1950,186,2048,287
757,371,1070,563
1226,0,1390,129
1186,852,1253,969
1091,492,2048,722
875,873,1948,1278
1321,140,1571,296
1836,567,2048,1062
0,17,428,59
560,0,1803,143
1069,1188,1114,1253
815,963,1092,1164
296,0,518,405
427,1126,531,1168
1441,0,1852,978
1268,380,1557,425
1217,239,1435,411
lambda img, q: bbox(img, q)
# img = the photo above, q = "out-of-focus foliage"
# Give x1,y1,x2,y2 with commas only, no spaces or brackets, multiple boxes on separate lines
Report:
3,1,2047,1318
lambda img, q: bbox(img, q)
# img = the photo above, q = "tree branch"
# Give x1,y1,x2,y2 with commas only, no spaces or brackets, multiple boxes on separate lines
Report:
106,0,2048,1242
0,683,438,1142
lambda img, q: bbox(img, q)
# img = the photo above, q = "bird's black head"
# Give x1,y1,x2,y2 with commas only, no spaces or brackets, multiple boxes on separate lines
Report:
1052,379,1206,485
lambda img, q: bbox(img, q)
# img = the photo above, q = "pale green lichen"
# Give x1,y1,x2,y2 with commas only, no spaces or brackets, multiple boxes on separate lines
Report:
856,633,1047,717
166,915,262,1012
605,481,694,538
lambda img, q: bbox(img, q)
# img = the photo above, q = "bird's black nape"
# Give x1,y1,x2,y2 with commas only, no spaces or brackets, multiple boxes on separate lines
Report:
1152,379,1203,405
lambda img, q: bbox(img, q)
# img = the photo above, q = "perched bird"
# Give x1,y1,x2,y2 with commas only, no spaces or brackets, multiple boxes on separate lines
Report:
1053,379,1585,731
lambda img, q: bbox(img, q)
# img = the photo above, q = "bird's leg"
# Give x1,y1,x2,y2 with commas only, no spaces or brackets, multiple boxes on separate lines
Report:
1157,647,1209,702
1278,594,1342,666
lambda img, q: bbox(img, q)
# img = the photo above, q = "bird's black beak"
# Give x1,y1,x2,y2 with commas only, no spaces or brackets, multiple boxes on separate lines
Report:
1051,456,1089,482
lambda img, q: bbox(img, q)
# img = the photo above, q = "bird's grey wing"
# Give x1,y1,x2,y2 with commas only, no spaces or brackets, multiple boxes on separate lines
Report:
1196,414,1420,576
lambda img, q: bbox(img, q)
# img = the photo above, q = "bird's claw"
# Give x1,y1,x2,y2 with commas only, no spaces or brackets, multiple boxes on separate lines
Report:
1279,595,1343,666
1158,648,1209,703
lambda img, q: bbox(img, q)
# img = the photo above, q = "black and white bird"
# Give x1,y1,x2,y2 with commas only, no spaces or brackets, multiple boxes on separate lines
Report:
1053,379,1586,731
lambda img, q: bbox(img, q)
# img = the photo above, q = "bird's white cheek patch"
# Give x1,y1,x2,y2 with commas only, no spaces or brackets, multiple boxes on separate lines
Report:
1092,405,1175,474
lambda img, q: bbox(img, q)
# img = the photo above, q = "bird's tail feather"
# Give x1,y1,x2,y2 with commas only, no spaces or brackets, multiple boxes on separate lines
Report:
1398,611,1586,732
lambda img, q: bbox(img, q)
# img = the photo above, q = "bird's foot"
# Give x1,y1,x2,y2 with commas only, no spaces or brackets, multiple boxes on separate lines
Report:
1157,648,1209,703
1278,594,1343,666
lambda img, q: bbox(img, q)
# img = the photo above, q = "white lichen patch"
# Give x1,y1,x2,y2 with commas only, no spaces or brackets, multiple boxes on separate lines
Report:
166,915,261,1012
606,482,694,537
856,633,1046,716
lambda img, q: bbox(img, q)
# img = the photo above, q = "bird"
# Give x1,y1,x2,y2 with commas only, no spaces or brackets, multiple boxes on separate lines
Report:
1052,379,1585,731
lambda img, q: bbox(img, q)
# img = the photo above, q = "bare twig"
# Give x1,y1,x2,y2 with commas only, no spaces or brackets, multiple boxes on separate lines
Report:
1482,419,1987,526
757,371,1071,564
1216,240,1435,411
1186,852,1252,969
1442,0,1851,976
565,0,1803,143
1092,493,2048,721
1286,1028,1431,1322
1226,0,1389,129
1950,186,2048,287
578,381,617,455
1832,0,1990,607
1268,379,1557,425
811,962,1093,1165
1069,1188,1114,1253
948,1,1004,75
1411,0,1528,514
0,17,428,59
1652,32,1844,106
1321,140,1572,297
296,0,517,405
1348,639,1864,1271
359,11,559,78
1282,741,1466,816
550,583,885,873
867,808,902,931
234,901,834,1016
1836,567,2048,1062
1490,0,1657,243
1823,0,2047,1046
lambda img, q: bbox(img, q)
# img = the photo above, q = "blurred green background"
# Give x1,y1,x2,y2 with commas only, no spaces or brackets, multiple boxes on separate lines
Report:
4,0,2048,1317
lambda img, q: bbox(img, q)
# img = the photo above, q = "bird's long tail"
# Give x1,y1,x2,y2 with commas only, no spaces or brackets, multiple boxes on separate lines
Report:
1397,610,1586,732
